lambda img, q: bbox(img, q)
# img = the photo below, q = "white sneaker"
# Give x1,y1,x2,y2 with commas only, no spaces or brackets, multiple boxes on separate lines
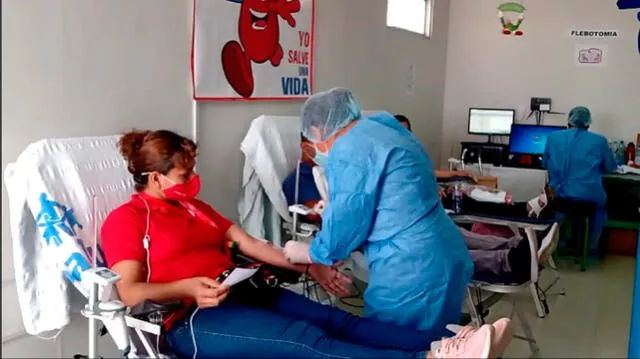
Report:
432,324,493,358
442,319,514,357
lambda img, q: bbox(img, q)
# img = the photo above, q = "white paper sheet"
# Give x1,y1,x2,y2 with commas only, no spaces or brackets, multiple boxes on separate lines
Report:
221,267,259,287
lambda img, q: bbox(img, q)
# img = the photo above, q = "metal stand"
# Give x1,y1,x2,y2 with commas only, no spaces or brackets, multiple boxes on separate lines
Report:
88,283,99,358
80,269,132,358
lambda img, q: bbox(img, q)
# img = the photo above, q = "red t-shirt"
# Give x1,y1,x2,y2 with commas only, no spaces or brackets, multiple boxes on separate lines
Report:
101,191,235,329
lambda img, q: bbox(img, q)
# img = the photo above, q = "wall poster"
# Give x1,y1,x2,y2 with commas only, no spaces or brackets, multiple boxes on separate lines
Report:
192,0,316,100
574,45,608,67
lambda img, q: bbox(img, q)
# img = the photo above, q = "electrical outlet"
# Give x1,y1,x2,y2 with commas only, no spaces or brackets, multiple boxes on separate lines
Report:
530,97,552,112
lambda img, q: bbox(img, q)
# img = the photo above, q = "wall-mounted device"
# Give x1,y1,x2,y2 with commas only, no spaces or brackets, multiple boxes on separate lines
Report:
530,97,552,112
528,97,554,125
467,107,515,143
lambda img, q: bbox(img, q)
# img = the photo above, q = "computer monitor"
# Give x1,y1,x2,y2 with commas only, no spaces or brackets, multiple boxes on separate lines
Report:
468,108,515,136
508,124,566,155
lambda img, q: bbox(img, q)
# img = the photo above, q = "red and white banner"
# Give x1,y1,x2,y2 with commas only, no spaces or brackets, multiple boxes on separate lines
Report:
191,0,315,101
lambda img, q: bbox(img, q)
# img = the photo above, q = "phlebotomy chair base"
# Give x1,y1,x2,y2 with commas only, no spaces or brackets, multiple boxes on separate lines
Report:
466,224,561,358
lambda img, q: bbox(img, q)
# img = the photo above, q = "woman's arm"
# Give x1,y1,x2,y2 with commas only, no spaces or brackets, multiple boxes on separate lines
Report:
111,260,226,308
226,225,351,296
226,225,308,273
111,260,189,307
435,169,477,181
435,169,455,178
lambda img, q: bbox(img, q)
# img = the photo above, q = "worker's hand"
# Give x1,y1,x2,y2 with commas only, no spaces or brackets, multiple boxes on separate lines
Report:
181,277,229,309
308,263,352,297
438,186,446,199
283,241,313,264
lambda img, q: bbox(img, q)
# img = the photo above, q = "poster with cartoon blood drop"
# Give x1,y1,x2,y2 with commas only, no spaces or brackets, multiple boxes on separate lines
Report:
192,0,315,100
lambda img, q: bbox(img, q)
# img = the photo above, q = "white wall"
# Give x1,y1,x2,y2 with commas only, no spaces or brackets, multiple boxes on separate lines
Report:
1,0,451,356
441,0,640,164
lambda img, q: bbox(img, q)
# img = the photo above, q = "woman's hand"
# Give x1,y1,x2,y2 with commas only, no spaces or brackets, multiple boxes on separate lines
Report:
312,200,326,215
180,277,230,309
308,264,352,297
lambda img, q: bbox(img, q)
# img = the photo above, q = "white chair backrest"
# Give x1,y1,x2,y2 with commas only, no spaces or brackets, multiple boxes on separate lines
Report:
240,115,302,223
5,135,133,298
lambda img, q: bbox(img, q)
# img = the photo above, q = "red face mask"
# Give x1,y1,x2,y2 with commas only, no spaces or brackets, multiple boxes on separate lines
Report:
163,174,201,201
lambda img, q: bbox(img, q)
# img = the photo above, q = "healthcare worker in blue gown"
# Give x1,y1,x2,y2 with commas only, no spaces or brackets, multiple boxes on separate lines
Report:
283,87,474,334
543,106,617,256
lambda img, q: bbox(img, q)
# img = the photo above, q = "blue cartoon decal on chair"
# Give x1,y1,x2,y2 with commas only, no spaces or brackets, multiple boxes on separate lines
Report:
36,193,83,246
36,192,106,283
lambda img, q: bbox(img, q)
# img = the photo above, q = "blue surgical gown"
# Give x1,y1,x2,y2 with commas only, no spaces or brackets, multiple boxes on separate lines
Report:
309,112,474,333
543,128,616,250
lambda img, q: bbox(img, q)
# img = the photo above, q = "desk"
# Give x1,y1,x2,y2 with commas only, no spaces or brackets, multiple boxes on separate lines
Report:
603,173,640,229
462,164,547,201
601,174,640,359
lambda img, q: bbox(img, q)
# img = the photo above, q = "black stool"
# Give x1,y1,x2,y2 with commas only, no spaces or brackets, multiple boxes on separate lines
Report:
553,198,597,271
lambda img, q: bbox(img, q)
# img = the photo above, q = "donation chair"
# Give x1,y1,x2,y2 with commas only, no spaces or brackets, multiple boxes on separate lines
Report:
4,135,305,359
464,223,561,358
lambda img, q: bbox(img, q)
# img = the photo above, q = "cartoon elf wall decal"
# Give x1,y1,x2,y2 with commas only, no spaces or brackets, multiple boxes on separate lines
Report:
498,2,526,36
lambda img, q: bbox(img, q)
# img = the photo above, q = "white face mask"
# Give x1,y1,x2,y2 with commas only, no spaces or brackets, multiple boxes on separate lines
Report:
313,149,329,166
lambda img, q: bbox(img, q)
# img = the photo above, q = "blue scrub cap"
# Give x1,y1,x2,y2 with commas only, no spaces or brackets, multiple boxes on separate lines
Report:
300,87,362,143
568,106,592,129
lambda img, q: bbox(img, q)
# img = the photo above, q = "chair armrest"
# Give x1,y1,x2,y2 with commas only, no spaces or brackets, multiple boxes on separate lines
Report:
130,300,183,318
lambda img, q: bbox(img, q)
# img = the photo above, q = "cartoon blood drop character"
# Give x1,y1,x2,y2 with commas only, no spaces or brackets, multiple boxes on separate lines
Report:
221,0,301,98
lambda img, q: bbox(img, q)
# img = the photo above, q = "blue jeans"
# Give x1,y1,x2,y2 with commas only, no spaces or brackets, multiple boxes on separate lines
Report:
166,289,439,358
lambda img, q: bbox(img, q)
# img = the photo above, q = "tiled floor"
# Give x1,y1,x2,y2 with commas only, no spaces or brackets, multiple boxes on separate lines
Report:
495,256,634,358
337,255,635,358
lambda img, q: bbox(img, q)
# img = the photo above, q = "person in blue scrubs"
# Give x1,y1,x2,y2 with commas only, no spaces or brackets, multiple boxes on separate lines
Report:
282,134,323,224
283,88,474,336
543,106,617,255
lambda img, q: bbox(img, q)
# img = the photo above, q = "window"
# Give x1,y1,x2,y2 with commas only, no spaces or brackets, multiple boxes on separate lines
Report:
386,0,434,37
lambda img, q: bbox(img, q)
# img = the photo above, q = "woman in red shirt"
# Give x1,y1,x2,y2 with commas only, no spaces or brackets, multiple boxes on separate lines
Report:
101,130,497,359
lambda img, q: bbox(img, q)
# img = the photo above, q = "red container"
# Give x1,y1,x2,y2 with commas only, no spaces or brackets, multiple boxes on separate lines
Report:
626,142,636,165
606,229,638,257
